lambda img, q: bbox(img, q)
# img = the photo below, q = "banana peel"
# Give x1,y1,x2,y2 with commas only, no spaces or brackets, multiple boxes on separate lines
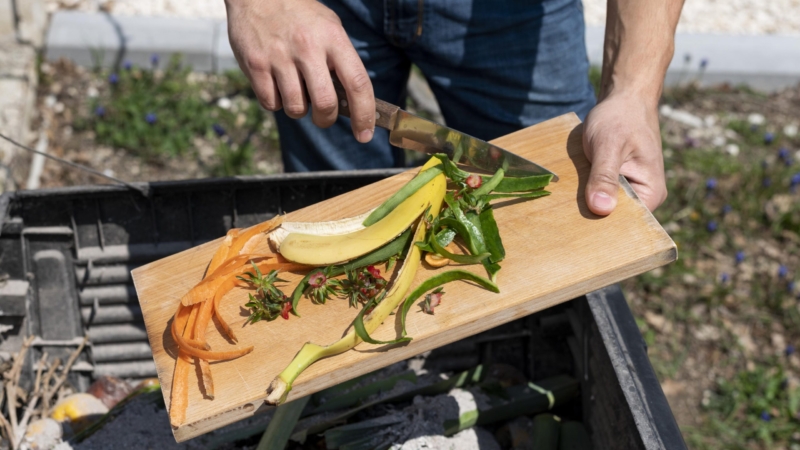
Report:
276,158,445,266
265,164,447,405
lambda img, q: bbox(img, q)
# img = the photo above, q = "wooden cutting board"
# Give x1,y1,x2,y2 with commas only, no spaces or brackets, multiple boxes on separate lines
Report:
132,113,676,442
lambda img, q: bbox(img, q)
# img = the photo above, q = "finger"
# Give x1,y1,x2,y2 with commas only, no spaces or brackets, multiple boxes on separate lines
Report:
300,62,339,128
331,47,375,143
584,135,624,216
275,67,308,119
249,71,282,112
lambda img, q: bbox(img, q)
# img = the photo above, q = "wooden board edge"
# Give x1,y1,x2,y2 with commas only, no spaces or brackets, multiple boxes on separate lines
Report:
168,243,678,442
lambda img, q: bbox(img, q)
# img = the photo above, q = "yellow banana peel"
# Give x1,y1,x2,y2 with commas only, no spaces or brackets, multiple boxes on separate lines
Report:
277,158,445,265
265,163,446,404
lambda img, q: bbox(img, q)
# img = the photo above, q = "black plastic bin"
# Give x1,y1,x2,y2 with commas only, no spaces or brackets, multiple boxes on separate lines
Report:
0,171,686,449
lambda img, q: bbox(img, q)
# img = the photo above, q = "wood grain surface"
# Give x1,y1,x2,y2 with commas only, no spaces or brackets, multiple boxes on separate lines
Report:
132,113,677,442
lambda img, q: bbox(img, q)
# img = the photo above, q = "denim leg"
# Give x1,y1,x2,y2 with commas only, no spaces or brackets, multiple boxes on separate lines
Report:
276,0,410,172
408,0,597,141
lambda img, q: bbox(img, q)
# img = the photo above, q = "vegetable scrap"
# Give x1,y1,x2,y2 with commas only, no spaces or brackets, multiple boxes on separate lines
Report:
167,155,552,424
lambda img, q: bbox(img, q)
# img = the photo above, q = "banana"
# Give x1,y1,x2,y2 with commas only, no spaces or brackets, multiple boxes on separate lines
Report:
266,191,444,404
267,209,374,251
277,158,445,266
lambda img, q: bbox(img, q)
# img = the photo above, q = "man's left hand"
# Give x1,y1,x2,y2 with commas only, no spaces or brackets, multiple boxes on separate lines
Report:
582,92,667,215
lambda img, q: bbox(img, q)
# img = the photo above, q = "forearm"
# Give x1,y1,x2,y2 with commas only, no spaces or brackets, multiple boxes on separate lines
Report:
601,0,685,105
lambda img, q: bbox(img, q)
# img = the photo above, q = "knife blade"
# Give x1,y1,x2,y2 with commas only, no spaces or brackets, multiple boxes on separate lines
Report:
331,76,558,180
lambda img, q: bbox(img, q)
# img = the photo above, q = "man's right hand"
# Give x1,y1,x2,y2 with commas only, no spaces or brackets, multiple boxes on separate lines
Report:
225,0,376,143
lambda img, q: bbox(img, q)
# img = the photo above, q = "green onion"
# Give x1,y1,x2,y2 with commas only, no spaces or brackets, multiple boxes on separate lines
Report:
483,190,551,201
473,168,505,197
363,166,443,226
399,270,499,337
493,174,552,193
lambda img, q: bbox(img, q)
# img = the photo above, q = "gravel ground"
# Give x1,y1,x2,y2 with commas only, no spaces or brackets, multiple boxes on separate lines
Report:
47,0,800,35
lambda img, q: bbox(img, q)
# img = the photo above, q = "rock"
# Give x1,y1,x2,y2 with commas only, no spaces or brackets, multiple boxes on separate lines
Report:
23,418,63,450
747,113,765,126
87,376,133,409
693,324,720,341
784,124,798,137
772,333,787,355
216,97,232,109
644,311,667,332
725,144,740,156
50,393,109,434
659,105,704,128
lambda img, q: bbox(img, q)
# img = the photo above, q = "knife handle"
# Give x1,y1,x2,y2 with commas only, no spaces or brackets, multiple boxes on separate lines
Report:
331,73,398,130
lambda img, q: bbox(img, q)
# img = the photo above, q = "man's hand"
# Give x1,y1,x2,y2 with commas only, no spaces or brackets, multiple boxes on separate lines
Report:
225,0,375,143
583,92,666,215
587,0,684,215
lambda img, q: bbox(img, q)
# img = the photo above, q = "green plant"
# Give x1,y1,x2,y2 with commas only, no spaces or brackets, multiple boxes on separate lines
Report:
76,56,274,175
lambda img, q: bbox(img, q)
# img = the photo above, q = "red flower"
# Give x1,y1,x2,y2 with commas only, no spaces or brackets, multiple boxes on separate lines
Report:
308,270,327,288
466,174,482,189
280,301,292,320
366,265,381,278
428,291,443,309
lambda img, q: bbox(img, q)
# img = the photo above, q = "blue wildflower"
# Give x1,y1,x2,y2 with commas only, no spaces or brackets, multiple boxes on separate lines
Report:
706,221,718,232
786,344,796,356
721,272,729,283
762,177,772,188
789,281,796,293
94,106,106,117
760,411,771,422
123,60,132,71
145,113,157,124
706,178,717,191
735,251,745,264
779,265,788,278
212,123,226,137
779,147,790,160
764,132,774,144
108,73,119,85
722,204,732,215
791,173,800,186
150,53,160,68
700,58,708,69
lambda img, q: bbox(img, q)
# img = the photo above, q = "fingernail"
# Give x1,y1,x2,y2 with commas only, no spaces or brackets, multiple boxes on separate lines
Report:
358,129,373,143
591,191,616,212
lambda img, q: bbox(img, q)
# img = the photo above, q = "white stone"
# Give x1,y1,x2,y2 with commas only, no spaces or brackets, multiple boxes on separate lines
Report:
45,95,57,108
784,124,798,137
86,86,98,98
216,97,232,109
725,144,740,156
712,135,726,147
747,113,765,126
704,115,717,127
661,107,704,129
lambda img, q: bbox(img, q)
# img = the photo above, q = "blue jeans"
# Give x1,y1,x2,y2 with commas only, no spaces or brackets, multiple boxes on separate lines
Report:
276,0,596,172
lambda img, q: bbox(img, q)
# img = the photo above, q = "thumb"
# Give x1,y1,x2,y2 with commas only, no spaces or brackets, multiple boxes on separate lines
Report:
585,145,623,216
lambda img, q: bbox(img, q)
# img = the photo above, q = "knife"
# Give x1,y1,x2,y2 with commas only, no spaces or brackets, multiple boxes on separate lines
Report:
331,76,557,180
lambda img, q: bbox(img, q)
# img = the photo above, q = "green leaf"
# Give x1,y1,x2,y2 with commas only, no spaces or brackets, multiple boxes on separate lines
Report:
492,174,553,193
479,207,505,264
430,235,491,265
256,396,310,450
